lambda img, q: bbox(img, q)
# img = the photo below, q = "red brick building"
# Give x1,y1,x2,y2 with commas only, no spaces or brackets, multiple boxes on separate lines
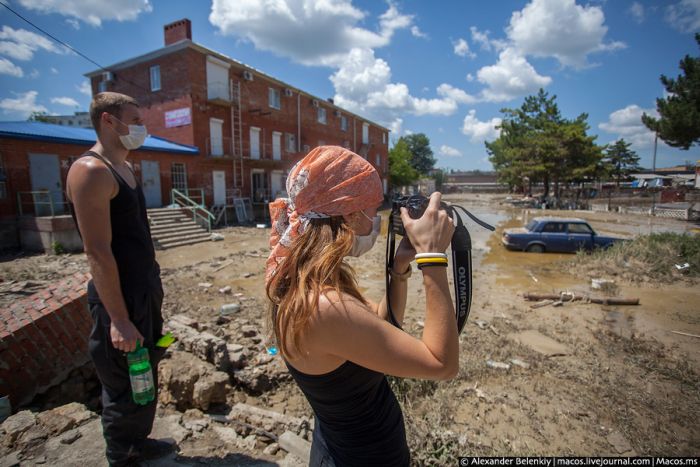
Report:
85,18,390,209
0,122,198,249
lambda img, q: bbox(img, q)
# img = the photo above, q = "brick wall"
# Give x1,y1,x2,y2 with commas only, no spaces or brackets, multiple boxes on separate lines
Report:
0,137,198,220
0,272,92,409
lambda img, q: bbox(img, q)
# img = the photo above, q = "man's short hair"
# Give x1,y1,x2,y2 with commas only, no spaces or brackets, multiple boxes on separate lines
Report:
90,92,140,134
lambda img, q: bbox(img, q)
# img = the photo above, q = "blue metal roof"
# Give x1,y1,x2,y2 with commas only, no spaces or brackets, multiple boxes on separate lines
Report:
0,121,199,155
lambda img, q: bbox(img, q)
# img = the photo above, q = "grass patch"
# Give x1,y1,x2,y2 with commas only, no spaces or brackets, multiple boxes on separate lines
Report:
566,232,700,283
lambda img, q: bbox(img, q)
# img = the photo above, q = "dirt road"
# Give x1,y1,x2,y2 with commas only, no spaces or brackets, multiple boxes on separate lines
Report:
2,194,698,463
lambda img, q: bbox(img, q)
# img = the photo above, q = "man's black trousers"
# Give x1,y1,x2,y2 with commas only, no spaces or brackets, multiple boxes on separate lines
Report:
88,282,166,467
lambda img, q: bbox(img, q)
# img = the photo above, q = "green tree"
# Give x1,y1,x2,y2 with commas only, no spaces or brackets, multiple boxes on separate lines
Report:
431,168,447,191
642,33,700,150
402,133,436,175
28,111,51,123
388,139,419,188
486,89,603,198
603,139,641,186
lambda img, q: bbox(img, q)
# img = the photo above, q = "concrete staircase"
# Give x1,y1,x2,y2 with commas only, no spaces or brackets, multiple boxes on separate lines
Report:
147,207,212,250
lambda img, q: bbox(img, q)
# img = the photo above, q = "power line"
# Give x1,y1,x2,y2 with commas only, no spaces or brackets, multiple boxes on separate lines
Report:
0,1,109,73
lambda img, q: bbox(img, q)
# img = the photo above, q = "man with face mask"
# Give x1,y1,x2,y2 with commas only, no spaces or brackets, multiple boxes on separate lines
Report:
67,92,175,466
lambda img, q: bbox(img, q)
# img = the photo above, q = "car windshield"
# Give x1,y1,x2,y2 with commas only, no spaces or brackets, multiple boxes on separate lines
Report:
526,220,538,231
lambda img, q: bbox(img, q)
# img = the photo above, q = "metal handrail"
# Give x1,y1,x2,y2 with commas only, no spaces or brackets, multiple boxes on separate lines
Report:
170,188,205,207
171,189,215,232
17,190,69,217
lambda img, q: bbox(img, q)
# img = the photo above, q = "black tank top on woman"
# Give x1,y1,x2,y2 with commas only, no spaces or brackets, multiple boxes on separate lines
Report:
69,151,159,303
285,359,410,466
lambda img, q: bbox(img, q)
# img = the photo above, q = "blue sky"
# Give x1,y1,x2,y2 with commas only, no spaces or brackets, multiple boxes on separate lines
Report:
0,0,698,171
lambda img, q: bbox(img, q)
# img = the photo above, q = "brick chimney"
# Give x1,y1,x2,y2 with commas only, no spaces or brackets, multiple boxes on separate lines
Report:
164,19,192,46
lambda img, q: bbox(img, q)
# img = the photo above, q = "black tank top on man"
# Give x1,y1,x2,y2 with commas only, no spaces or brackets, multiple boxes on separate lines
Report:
69,151,159,304
286,358,411,466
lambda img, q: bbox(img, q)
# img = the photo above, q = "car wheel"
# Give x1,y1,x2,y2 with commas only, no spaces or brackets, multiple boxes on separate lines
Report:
526,244,545,253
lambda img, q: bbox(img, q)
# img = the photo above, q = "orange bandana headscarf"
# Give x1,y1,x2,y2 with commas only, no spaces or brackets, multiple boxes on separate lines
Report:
265,145,384,283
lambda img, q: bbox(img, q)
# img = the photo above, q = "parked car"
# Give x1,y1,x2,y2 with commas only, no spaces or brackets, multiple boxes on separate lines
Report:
501,217,624,253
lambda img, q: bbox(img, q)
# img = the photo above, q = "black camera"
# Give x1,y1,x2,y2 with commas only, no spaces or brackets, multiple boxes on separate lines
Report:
391,194,449,236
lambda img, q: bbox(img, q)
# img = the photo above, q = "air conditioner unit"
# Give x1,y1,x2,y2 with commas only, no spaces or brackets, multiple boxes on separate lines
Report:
311,99,319,108
243,70,254,81
102,71,114,82
334,110,341,118
284,88,293,97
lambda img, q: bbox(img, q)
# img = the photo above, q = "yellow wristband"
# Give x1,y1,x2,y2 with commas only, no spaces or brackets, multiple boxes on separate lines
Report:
415,257,448,265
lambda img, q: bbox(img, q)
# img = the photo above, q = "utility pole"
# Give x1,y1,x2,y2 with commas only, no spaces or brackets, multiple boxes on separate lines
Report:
651,131,658,214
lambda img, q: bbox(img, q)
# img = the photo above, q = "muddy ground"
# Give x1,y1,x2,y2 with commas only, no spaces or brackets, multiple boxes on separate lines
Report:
1,193,698,464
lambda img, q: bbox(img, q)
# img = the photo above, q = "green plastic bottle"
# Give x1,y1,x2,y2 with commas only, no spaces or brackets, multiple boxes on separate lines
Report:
127,341,155,405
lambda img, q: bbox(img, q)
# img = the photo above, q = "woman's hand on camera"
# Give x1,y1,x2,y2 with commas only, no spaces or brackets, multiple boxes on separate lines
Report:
400,192,454,254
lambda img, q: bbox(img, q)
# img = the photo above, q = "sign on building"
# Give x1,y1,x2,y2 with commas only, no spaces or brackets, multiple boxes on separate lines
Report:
165,107,192,128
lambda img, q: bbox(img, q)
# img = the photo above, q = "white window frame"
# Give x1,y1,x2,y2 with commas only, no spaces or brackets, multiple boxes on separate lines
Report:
376,154,381,167
150,65,161,92
340,115,348,132
97,81,107,93
269,87,281,110
285,133,296,153
317,107,327,125
382,132,387,145
171,163,187,192
362,122,369,144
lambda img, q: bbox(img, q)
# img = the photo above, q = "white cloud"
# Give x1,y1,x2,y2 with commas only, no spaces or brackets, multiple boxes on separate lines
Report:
51,97,80,107
439,145,462,157
598,104,659,148
18,0,153,27
453,38,475,58
628,2,645,24
411,26,427,38
77,80,92,96
0,58,23,77
665,0,700,33
466,73,474,82
461,110,502,143
66,18,81,30
436,83,477,105
0,91,48,118
50,67,59,74
0,26,70,61
507,0,625,69
29,69,40,79
476,47,552,102
469,26,506,52
209,0,412,66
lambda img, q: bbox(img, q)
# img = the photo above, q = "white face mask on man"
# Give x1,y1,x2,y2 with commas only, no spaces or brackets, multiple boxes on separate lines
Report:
348,211,381,257
111,116,148,150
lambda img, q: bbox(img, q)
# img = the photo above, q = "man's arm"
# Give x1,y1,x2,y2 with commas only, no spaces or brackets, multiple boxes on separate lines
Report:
67,159,143,352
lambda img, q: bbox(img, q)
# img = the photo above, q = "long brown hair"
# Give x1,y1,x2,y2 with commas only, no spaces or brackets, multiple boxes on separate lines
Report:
266,216,368,358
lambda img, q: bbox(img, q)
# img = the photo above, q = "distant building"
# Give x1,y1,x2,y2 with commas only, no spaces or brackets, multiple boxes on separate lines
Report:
84,18,390,208
41,112,93,129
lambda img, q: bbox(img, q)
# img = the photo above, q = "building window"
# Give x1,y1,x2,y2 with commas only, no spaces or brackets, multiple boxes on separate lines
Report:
269,88,281,110
383,132,387,144
150,65,161,91
98,81,107,93
317,107,326,125
285,133,296,152
171,163,187,192
362,122,369,144
0,154,6,199
252,170,268,202
376,154,381,167
340,115,348,132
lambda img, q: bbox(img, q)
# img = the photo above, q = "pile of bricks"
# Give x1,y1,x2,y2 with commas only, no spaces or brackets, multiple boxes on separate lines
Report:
0,272,92,409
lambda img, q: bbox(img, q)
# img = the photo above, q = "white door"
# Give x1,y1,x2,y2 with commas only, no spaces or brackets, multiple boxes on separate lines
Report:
272,131,282,160
362,122,369,144
271,170,284,199
141,160,162,208
210,118,223,156
29,153,64,215
213,170,226,205
250,127,260,159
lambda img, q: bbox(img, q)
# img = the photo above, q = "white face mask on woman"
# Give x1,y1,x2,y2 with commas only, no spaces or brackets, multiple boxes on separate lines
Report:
348,212,381,257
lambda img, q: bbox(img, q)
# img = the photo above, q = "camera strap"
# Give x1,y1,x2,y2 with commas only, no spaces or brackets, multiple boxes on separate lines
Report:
385,204,494,334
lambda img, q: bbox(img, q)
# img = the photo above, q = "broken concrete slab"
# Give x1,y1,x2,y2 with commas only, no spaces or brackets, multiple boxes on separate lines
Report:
278,431,310,464
507,330,571,356
0,411,36,446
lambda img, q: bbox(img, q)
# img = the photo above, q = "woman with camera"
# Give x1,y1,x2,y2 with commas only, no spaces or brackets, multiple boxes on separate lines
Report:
266,146,457,466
